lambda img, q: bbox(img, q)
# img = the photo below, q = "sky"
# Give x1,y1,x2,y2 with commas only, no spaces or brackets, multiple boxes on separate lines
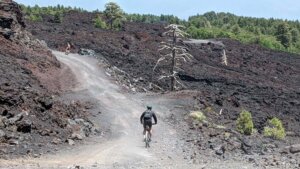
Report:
15,0,300,21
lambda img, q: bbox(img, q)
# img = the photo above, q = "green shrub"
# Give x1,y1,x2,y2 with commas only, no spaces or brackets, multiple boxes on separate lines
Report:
236,110,254,135
235,32,257,43
217,30,235,38
264,117,285,140
190,111,206,122
196,28,216,39
27,14,43,22
112,19,123,30
187,27,216,39
287,44,300,54
94,15,107,29
257,36,284,50
54,12,62,23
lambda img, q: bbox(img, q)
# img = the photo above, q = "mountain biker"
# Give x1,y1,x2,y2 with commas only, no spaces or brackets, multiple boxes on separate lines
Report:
140,106,157,141
65,42,71,55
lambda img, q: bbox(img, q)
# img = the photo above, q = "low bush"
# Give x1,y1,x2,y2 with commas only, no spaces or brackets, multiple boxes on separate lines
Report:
189,111,206,122
257,36,284,50
27,14,43,22
236,110,254,135
54,12,62,23
94,15,107,29
264,117,285,140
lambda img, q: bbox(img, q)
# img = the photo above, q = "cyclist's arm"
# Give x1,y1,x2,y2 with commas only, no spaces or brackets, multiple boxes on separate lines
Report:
140,112,145,124
152,112,157,124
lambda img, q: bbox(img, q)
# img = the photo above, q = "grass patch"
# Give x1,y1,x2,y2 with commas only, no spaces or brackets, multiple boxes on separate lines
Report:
189,111,206,122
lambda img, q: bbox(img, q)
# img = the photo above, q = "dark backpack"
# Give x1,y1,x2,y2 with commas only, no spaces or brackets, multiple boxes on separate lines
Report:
143,111,152,120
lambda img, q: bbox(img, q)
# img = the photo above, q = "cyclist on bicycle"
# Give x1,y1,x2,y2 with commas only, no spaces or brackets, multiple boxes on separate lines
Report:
140,106,157,141
65,42,71,55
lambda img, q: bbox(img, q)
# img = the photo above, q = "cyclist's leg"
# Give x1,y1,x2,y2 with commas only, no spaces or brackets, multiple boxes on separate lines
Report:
143,122,147,135
148,123,153,141
143,122,147,141
143,120,151,140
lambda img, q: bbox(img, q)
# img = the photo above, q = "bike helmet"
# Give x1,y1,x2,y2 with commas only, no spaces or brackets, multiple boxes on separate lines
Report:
146,106,152,110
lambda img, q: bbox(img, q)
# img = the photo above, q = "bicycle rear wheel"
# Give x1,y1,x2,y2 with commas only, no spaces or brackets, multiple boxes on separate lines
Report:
145,131,150,148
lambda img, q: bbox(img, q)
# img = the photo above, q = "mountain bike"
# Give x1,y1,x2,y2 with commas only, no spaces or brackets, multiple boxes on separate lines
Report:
144,123,155,148
65,49,70,55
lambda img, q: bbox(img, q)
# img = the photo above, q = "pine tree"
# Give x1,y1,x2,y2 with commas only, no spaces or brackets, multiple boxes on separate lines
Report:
103,2,124,29
275,22,292,48
291,28,300,44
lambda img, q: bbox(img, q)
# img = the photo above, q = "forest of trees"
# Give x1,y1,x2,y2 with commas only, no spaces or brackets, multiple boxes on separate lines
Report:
20,4,86,22
20,5,300,54
186,12,300,53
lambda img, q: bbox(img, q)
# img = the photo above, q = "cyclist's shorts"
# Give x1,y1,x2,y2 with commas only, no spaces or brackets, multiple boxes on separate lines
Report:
143,120,152,131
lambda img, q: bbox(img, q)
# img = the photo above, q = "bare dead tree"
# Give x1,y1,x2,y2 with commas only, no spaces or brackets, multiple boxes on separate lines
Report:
153,24,193,91
221,49,228,66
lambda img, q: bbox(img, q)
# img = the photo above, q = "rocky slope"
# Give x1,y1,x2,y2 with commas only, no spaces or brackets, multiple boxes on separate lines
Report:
0,0,95,158
21,7,300,168
0,0,297,167
26,10,300,136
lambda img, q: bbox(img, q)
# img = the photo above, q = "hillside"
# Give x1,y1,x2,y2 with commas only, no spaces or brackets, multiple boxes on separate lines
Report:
0,1,95,158
0,1,299,168
25,10,300,135
23,10,300,168
20,5,300,54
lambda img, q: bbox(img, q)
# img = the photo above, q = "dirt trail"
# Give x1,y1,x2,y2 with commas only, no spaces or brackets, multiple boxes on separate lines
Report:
0,52,191,169
0,52,257,169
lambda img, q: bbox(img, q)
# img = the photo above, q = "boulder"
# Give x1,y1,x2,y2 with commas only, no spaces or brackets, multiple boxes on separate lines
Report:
52,138,62,145
215,149,224,156
71,133,83,140
0,107,6,115
280,146,290,154
79,48,95,56
70,119,93,137
0,0,25,39
6,111,27,125
16,119,32,133
0,116,5,127
215,145,225,156
67,139,75,146
74,118,85,124
8,139,19,145
0,129,5,141
290,144,300,154
39,98,53,110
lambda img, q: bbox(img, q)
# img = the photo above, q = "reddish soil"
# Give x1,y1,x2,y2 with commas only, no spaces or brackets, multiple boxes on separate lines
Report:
0,1,94,158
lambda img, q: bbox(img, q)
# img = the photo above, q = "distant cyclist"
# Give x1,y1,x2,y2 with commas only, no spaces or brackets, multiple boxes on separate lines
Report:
140,106,157,141
65,42,71,55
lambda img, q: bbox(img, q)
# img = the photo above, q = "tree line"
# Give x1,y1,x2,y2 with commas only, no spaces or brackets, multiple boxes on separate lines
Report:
20,4,86,22
187,12,300,53
20,3,300,54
